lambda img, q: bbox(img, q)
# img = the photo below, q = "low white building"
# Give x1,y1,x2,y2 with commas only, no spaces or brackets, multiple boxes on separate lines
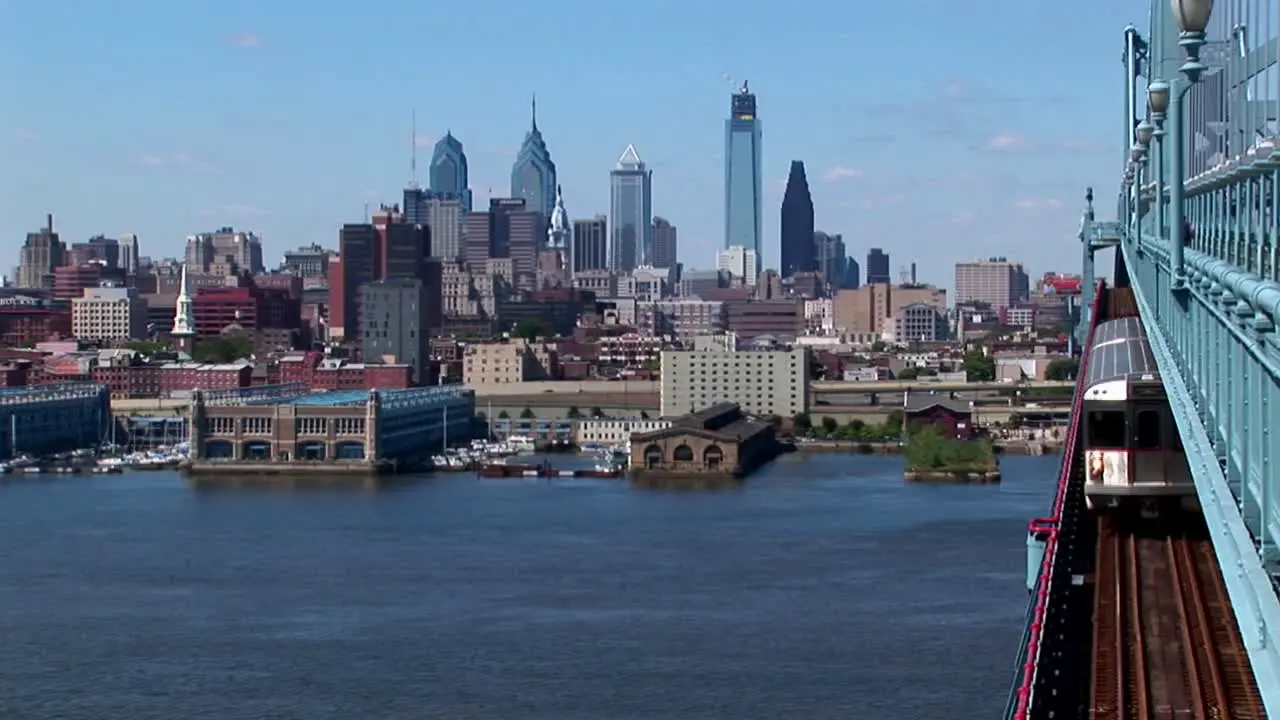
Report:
575,417,671,446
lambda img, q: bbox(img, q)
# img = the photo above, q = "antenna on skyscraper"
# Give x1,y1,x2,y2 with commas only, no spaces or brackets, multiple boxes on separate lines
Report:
408,108,419,189
363,202,369,222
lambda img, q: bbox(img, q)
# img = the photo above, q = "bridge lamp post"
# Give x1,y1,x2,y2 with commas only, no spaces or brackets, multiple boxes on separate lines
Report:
1131,120,1155,240
1166,0,1215,291
1147,81,1171,247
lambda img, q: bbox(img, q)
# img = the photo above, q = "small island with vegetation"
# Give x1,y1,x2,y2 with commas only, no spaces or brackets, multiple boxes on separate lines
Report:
903,425,1000,483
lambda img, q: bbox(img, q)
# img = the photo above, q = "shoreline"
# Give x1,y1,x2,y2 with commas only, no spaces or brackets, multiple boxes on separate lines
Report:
793,439,1061,456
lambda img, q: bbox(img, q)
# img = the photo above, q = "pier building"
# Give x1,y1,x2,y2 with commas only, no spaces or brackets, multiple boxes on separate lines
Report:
0,383,110,458
186,383,474,477
629,403,780,485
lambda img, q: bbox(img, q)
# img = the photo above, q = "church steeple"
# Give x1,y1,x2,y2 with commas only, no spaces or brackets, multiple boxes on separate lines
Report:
171,264,196,354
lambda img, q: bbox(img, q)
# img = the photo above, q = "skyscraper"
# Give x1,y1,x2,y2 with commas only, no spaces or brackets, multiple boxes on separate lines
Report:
813,231,846,288
780,161,815,278
724,81,763,263
866,248,890,284
651,217,678,270
572,216,608,274
429,131,472,212
609,144,653,273
510,97,558,218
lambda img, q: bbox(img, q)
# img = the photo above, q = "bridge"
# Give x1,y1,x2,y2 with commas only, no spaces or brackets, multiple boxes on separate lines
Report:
1011,2,1280,717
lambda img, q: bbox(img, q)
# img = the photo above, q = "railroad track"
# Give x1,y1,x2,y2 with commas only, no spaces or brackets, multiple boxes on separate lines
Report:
1090,515,1264,719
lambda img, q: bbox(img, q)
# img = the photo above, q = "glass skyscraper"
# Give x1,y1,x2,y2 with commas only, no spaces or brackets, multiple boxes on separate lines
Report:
609,144,652,273
510,97,558,219
429,131,472,212
724,81,763,264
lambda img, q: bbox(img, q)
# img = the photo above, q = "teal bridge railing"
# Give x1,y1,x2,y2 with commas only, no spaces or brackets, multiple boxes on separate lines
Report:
1011,1,1280,717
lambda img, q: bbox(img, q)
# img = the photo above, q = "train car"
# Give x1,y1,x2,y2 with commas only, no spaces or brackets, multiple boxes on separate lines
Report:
1081,316,1196,512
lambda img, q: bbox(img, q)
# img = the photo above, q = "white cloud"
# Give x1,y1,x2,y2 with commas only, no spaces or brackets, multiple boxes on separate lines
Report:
983,133,1026,151
414,134,435,148
141,152,207,170
822,165,863,183
1014,198,1064,211
17,130,39,142
227,34,263,48
860,194,906,211
950,210,976,224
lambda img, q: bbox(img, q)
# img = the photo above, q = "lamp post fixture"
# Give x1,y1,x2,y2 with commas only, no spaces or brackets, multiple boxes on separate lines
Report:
1134,120,1154,238
1165,0,1215,291
1147,81,1170,244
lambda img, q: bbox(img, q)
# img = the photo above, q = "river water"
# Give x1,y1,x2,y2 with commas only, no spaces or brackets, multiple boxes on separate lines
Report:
0,452,1058,720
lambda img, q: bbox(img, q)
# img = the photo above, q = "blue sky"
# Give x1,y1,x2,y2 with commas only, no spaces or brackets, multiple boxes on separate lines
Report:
0,0,1147,288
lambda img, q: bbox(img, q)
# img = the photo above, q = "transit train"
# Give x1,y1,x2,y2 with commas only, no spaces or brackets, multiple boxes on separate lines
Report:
1081,316,1196,512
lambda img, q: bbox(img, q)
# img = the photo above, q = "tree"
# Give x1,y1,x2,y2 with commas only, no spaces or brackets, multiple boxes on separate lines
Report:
121,340,168,354
821,416,839,434
897,366,921,380
639,410,650,419
1045,357,1079,381
870,340,888,353
566,406,582,419
192,336,253,364
590,406,605,418
962,350,996,382
498,410,511,419
520,407,536,419
793,413,812,432
512,318,551,340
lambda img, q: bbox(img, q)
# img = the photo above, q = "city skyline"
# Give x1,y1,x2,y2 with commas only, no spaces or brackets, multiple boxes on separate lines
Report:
0,0,1135,287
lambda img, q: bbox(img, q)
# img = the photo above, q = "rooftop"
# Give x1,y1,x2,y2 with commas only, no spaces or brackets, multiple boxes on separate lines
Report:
287,390,371,407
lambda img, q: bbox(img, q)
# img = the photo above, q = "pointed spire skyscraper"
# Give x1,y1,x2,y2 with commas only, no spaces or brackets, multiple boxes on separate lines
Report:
510,94,557,218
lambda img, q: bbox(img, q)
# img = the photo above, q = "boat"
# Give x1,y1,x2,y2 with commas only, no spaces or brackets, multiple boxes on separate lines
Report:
506,436,538,455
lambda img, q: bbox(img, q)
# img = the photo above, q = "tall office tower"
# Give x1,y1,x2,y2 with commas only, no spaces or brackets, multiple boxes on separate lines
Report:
779,161,815,278
510,97,558,218
843,256,861,290
572,216,608,273
429,131,472,212
813,231,846,288
332,205,438,343
609,144,653,273
717,246,759,286
865,248,890,284
335,223,378,340
724,81,763,263
120,234,140,273
372,205,431,279
185,227,265,276
954,257,1031,309
402,191,464,261
462,198,545,283
651,217,678,270
17,214,65,289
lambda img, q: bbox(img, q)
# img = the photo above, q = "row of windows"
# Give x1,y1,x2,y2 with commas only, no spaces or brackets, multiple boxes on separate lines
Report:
1087,409,1183,450
203,416,367,436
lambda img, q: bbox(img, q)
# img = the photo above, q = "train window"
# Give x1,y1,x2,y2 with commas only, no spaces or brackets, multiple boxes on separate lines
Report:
1135,410,1161,449
1087,410,1127,449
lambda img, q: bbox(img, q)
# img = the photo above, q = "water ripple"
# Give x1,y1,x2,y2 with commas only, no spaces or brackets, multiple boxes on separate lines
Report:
0,453,1056,719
